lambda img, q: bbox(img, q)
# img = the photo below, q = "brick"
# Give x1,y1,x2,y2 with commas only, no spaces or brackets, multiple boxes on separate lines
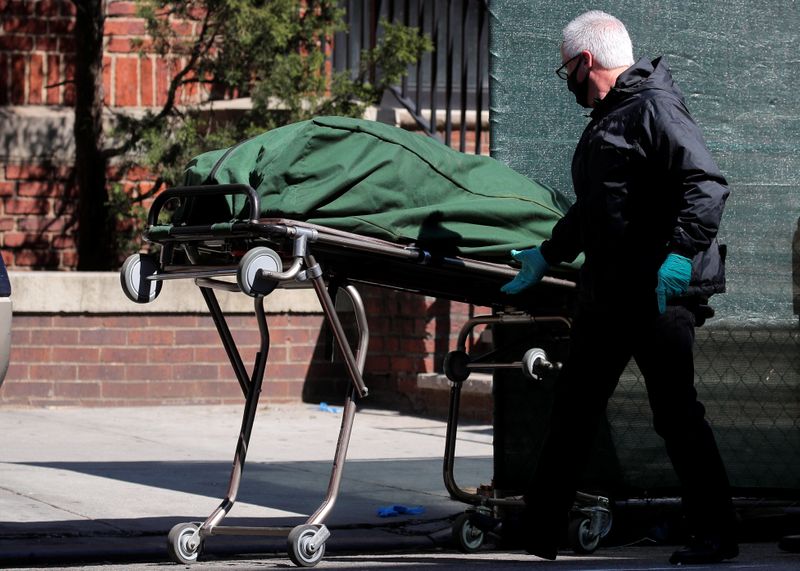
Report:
113,56,139,106
15,315,55,327
173,364,220,381
4,197,50,215
10,328,31,345
191,346,227,363
3,232,29,248
144,347,193,363
125,329,173,346
96,315,140,328
106,37,134,53
100,347,148,363
3,16,47,33
35,0,61,18
48,17,74,35
287,344,317,362
155,58,169,106
0,380,53,398
10,54,25,104
11,345,51,361
175,329,223,346
54,381,101,399
140,55,153,106
30,364,78,380
104,19,146,36
18,215,66,232
4,0,35,16
265,362,309,380
107,1,137,17
52,347,100,363
52,235,75,249
0,35,34,51
31,328,79,345
78,364,127,381
35,36,59,51
46,53,61,103
126,363,170,381
170,20,194,36
147,380,198,399
102,381,149,399
17,180,59,197
6,163,73,181
0,182,15,196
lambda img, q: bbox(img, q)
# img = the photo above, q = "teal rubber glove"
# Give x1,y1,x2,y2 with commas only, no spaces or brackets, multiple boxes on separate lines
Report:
656,253,692,313
501,248,549,294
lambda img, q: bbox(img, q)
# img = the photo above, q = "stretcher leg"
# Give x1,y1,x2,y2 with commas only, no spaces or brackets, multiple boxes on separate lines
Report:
441,313,613,555
307,284,368,524
167,292,271,563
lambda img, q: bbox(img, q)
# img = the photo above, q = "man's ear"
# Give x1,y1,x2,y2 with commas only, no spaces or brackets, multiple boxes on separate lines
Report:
581,50,594,69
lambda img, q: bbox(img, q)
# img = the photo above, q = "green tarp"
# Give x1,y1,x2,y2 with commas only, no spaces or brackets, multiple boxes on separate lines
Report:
181,116,575,263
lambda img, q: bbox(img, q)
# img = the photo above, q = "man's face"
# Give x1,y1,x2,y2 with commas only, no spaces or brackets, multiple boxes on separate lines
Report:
559,48,592,108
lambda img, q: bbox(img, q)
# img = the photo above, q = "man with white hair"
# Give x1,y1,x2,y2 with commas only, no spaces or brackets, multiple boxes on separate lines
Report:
501,10,737,565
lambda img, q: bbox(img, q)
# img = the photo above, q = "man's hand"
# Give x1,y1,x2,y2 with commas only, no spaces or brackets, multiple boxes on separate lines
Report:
501,248,550,294
656,253,692,313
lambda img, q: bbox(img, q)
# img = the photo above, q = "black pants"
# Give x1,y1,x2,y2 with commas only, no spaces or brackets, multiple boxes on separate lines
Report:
524,304,735,546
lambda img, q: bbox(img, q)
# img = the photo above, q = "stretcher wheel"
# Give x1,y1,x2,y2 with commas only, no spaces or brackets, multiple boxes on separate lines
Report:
444,350,470,383
167,522,202,564
522,347,547,381
237,246,282,297
120,253,162,303
568,516,600,554
287,524,325,567
452,512,485,553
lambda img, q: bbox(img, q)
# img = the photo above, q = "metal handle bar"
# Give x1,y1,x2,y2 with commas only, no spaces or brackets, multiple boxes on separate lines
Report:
147,184,261,227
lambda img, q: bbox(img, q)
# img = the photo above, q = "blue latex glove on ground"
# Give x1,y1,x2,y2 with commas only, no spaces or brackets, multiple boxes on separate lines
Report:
376,504,426,517
501,248,549,295
656,253,692,313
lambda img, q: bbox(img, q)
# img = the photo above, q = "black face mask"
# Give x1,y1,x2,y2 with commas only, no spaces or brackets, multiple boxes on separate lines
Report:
566,60,591,108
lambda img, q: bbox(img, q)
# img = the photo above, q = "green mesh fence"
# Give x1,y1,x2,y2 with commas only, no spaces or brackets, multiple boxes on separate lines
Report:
608,326,800,494
489,0,800,498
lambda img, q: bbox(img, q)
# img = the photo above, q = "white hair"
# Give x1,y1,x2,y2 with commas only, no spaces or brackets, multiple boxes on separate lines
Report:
562,10,634,69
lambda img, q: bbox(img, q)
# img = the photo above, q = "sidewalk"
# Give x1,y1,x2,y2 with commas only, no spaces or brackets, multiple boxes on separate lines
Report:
0,403,493,565
1,404,798,569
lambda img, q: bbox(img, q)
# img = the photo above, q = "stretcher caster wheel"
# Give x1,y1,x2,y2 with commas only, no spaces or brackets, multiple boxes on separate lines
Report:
522,347,561,381
167,522,202,564
288,524,326,567
238,246,282,297
568,516,600,554
120,253,162,303
444,350,470,383
452,512,485,553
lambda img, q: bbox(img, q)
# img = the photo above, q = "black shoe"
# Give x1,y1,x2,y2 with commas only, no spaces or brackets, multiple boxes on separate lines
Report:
491,519,558,560
778,534,800,553
669,536,739,565
523,541,557,561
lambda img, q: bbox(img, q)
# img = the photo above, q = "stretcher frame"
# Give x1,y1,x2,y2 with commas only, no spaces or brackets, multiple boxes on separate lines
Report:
121,183,610,566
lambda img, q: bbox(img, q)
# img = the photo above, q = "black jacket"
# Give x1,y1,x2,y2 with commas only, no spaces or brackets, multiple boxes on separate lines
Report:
540,56,729,309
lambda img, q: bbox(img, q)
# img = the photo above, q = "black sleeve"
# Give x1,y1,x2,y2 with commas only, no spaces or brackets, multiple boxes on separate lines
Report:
645,97,729,257
539,200,583,265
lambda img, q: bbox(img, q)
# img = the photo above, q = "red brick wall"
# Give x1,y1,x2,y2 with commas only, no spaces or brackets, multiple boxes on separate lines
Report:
0,0,202,107
0,285,491,418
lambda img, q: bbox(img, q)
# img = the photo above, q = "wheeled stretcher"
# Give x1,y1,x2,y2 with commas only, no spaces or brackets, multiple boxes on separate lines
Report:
121,182,611,566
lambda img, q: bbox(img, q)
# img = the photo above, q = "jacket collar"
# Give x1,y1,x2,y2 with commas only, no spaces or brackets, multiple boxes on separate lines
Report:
590,56,682,118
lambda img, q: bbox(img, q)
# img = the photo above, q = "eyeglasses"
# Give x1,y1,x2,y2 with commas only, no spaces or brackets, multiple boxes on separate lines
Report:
555,53,581,80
